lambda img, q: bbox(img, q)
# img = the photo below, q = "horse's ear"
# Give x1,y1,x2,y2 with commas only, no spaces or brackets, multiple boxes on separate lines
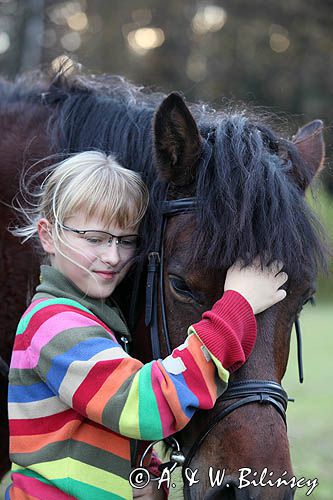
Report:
291,120,325,190
154,92,202,186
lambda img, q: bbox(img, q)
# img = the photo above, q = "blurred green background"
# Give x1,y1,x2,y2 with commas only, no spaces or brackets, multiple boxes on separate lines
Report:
284,303,332,500
283,191,332,500
0,1,332,498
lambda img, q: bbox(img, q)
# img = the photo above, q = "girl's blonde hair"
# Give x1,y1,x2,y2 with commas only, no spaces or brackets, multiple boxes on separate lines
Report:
14,150,149,243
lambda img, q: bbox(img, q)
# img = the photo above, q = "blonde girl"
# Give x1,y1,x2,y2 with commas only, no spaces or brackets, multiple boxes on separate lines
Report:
7,151,287,500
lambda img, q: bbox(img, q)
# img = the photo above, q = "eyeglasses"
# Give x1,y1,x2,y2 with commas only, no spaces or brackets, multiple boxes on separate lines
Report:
60,224,140,252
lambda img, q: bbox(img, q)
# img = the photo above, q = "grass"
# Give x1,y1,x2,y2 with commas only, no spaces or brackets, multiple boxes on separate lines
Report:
283,302,333,499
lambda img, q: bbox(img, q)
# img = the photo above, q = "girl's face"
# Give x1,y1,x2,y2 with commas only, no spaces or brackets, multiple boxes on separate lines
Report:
38,213,139,300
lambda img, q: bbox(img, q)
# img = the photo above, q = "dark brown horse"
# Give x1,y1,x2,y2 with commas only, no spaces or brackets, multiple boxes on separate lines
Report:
0,70,327,499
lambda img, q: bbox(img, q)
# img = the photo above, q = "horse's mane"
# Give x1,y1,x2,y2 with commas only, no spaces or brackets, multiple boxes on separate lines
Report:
191,116,328,281
2,69,328,282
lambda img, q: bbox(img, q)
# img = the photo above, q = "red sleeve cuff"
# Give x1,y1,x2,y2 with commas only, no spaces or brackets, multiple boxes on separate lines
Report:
192,290,257,372
148,453,169,498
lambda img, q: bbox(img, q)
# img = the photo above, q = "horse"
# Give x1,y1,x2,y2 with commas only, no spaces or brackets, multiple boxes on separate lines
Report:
0,68,328,499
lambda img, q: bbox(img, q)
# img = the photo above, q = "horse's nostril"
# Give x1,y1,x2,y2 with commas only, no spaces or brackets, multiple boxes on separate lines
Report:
284,488,296,500
204,482,237,499
204,480,254,500
204,481,296,500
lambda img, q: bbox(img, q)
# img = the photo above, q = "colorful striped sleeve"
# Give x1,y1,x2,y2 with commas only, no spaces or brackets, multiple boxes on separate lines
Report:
11,291,256,441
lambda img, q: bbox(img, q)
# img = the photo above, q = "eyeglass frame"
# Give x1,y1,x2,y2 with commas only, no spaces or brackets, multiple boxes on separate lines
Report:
58,223,140,251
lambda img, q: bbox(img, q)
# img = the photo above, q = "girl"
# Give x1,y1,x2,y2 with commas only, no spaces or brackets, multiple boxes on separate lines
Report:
7,151,287,500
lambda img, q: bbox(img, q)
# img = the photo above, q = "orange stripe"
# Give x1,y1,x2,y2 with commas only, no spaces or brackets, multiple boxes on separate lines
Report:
86,357,141,422
10,418,82,453
10,419,130,460
72,422,130,460
11,486,40,500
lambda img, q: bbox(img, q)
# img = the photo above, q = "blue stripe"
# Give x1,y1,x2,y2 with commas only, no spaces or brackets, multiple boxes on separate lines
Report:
168,372,199,418
46,337,120,393
8,382,53,403
5,484,11,500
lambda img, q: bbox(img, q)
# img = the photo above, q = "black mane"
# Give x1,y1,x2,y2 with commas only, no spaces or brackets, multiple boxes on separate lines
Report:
191,115,328,280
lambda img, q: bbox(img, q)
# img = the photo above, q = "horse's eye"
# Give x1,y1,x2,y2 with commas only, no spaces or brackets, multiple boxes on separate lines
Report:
169,275,197,302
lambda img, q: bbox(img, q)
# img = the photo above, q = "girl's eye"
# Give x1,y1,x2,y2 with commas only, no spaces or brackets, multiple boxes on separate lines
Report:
169,275,197,302
121,239,136,248
86,237,103,245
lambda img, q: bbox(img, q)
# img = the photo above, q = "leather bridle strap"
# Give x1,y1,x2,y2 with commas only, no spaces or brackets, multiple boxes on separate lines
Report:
295,318,304,383
145,197,197,359
182,380,289,480
145,139,212,360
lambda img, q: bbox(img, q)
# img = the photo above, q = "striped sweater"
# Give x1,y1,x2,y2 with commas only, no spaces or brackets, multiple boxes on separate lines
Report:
8,265,256,500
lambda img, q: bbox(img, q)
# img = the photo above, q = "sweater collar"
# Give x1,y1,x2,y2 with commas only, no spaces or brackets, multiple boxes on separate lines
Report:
35,265,131,340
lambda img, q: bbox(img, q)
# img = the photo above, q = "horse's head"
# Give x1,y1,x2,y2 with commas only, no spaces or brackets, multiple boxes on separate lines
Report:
152,93,326,499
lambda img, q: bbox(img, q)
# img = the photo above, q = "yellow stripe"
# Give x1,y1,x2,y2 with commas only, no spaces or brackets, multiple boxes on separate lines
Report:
188,327,229,383
12,458,130,496
119,372,141,438
210,352,229,384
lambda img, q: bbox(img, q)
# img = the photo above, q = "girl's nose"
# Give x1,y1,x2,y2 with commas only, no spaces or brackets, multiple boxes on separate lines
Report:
99,240,121,266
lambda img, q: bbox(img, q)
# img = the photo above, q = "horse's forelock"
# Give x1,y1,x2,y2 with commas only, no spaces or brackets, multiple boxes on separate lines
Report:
188,114,328,281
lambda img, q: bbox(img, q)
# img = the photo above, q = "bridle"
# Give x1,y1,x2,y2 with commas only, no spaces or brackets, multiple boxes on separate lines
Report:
144,155,306,487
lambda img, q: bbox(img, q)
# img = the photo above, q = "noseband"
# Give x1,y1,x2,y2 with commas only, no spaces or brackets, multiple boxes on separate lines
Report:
144,183,305,482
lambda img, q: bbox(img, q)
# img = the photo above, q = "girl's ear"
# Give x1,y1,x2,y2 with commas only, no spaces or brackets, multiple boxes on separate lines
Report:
37,218,55,255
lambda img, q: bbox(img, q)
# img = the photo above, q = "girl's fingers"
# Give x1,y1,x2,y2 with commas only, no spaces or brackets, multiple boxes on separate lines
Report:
276,271,288,286
271,260,284,275
276,289,287,302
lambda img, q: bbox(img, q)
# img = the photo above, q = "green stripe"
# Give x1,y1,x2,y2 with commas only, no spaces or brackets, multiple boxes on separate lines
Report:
12,458,129,496
11,467,129,500
119,373,140,438
210,352,229,385
9,368,41,386
55,477,129,500
16,298,91,335
11,440,129,478
138,363,162,439
11,464,52,485
102,368,138,435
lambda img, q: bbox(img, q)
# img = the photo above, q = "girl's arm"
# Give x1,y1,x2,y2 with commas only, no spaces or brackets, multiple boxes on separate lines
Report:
13,261,286,441
14,291,252,441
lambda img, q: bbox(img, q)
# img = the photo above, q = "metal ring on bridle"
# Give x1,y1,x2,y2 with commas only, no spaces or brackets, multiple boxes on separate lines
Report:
139,436,182,477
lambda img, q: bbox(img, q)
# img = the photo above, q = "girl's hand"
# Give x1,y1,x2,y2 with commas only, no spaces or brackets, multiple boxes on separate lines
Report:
224,259,288,314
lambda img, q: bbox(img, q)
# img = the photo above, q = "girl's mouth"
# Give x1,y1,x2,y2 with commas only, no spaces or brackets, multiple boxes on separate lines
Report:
94,270,118,280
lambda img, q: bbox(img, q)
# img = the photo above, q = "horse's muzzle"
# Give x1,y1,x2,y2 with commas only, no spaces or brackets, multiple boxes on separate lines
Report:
202,480,296,500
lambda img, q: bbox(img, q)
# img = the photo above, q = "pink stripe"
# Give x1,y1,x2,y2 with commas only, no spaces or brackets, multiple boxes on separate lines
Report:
10,312,99,369
151,363,182,436
12,473,76,500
